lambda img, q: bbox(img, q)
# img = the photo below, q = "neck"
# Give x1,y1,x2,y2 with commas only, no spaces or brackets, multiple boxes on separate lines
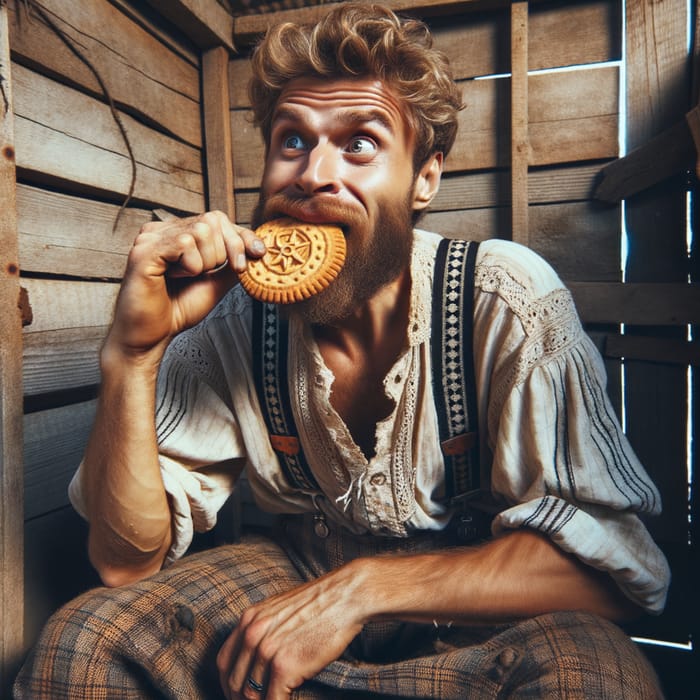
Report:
313,268,411,356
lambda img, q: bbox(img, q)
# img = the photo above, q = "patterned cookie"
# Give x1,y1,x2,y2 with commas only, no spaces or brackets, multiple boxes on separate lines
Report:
239,218,346,304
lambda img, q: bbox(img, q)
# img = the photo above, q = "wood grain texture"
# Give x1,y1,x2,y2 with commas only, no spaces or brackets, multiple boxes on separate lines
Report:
12,63,204,212
7,0,201,147
0,5,24,691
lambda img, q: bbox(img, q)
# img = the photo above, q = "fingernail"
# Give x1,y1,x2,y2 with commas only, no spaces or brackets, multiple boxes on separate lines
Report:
236,253,246,269
251,239,266,255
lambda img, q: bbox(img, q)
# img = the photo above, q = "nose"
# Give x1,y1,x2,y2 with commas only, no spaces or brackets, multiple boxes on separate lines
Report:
295,141,340,195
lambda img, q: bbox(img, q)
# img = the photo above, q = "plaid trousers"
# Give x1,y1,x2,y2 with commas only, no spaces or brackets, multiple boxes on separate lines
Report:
14,515,664,699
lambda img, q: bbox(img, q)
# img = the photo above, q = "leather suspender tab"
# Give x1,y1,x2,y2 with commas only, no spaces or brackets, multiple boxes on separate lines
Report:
270,434,301,455
441,432,477,456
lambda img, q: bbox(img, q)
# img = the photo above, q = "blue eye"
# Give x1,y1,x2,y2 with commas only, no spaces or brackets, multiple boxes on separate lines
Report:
347,137,377,156
283,134,306,150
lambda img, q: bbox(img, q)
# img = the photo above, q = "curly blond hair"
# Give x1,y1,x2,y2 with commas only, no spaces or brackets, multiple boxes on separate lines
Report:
249,2,463,169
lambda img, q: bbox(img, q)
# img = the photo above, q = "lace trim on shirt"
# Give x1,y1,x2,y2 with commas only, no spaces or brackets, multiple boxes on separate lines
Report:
162,287,250,407
475,262,583,427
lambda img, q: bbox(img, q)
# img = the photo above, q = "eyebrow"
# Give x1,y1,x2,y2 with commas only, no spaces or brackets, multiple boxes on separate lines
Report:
271,106,396,135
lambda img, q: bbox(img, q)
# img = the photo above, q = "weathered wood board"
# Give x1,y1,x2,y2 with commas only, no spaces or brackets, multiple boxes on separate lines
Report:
24,400,97,519
8,0,201,147
17,184,147,279
12,63,205,213
1,4,24,691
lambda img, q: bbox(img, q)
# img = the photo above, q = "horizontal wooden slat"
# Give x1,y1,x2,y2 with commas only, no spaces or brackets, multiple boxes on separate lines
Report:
17,184,148,279
8,0,201,148
231,0,572,47
570,282,700,325
231,67,619,189
144,0,234,51
604,334,700,366
425,201,620,281
13,63,205,213
24,400,96,519
23,326,107,397
21,278,119,334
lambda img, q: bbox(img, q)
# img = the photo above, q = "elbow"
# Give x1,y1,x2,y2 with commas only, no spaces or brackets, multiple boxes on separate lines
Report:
88,529,170,588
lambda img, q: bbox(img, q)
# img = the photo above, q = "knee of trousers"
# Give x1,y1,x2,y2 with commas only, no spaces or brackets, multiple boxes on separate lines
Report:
496,611,664,700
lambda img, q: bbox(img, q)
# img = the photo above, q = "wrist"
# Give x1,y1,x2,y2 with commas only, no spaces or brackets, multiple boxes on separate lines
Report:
100,333,167,380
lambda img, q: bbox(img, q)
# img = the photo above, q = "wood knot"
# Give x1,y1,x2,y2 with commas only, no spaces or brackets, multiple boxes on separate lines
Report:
3,146,15,160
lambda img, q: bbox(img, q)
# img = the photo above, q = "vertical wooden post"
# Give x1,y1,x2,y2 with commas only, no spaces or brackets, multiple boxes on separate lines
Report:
202,46,235,219
510,1,529,244
0,5,25,693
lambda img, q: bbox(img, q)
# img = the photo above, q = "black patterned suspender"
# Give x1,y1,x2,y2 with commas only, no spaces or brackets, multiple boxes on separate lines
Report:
431,238,481,503
251,238,481,504
252,301,320,493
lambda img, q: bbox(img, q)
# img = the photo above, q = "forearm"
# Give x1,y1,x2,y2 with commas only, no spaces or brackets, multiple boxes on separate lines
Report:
82,341,172,586
351,529,639,627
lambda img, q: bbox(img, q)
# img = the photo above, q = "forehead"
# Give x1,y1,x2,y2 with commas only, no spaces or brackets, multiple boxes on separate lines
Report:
273,76,412,140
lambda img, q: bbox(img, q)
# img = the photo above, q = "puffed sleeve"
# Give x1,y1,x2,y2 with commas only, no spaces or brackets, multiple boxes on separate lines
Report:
473,240,670,614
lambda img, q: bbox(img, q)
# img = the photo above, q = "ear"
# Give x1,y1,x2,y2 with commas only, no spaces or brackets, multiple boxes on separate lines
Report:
412,153,443,213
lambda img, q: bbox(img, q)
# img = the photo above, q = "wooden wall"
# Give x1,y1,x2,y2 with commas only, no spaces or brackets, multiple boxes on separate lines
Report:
3,0,210,686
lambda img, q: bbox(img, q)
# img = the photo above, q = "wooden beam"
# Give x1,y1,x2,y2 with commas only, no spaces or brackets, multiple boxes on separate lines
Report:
569,282,700,325
594,109,696,202
232,0,517,46
202,46,234,219
0,5,24,692
510,1,529,243
144,0,234,51
604,334,700,367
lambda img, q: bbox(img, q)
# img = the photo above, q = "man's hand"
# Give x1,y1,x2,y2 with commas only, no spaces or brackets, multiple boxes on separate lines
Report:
216,563,368,700
107,210,265,361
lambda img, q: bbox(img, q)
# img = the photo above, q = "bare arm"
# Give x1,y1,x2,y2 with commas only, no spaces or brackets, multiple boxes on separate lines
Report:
218,528,638,699
81,211,264,587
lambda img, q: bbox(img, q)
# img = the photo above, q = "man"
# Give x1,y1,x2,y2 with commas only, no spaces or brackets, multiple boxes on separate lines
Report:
15,3,669,698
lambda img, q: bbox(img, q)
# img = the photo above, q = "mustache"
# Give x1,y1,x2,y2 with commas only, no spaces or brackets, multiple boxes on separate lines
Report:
254,193,362,232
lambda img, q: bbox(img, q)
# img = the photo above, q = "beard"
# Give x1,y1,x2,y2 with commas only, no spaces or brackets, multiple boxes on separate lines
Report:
251,192,414,326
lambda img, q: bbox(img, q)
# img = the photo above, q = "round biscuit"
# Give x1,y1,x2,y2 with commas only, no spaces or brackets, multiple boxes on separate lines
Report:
238,218,346,304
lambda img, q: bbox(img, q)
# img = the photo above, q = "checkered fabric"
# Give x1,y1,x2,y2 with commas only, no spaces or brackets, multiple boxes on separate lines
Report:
14,517,664,699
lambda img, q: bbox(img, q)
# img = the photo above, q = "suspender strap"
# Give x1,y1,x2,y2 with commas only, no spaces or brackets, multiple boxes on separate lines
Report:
431,238,481,504
252,301,320,492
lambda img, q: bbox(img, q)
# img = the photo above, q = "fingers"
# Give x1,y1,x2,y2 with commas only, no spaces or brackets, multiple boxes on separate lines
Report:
136,210,265,279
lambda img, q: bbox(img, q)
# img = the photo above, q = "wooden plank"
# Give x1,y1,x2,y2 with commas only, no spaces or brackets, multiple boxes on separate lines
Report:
604,334,700,367
24,400,96,519
17,184,149,279
232,67,620,188
144,0,234,51
569,282,700,325
594,116,695,201
23,326,107,397
527,65,619,166
528,201,620,281
7,0,201,148
0,5,24,691
202,46,235,218
426,201,619,281
623,0,691,549
13,63,205,213
21,278,119,334
510,1,529,243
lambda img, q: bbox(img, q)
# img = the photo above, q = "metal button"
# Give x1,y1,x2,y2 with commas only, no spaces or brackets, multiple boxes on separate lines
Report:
369,473,387,486
313,514,329,538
